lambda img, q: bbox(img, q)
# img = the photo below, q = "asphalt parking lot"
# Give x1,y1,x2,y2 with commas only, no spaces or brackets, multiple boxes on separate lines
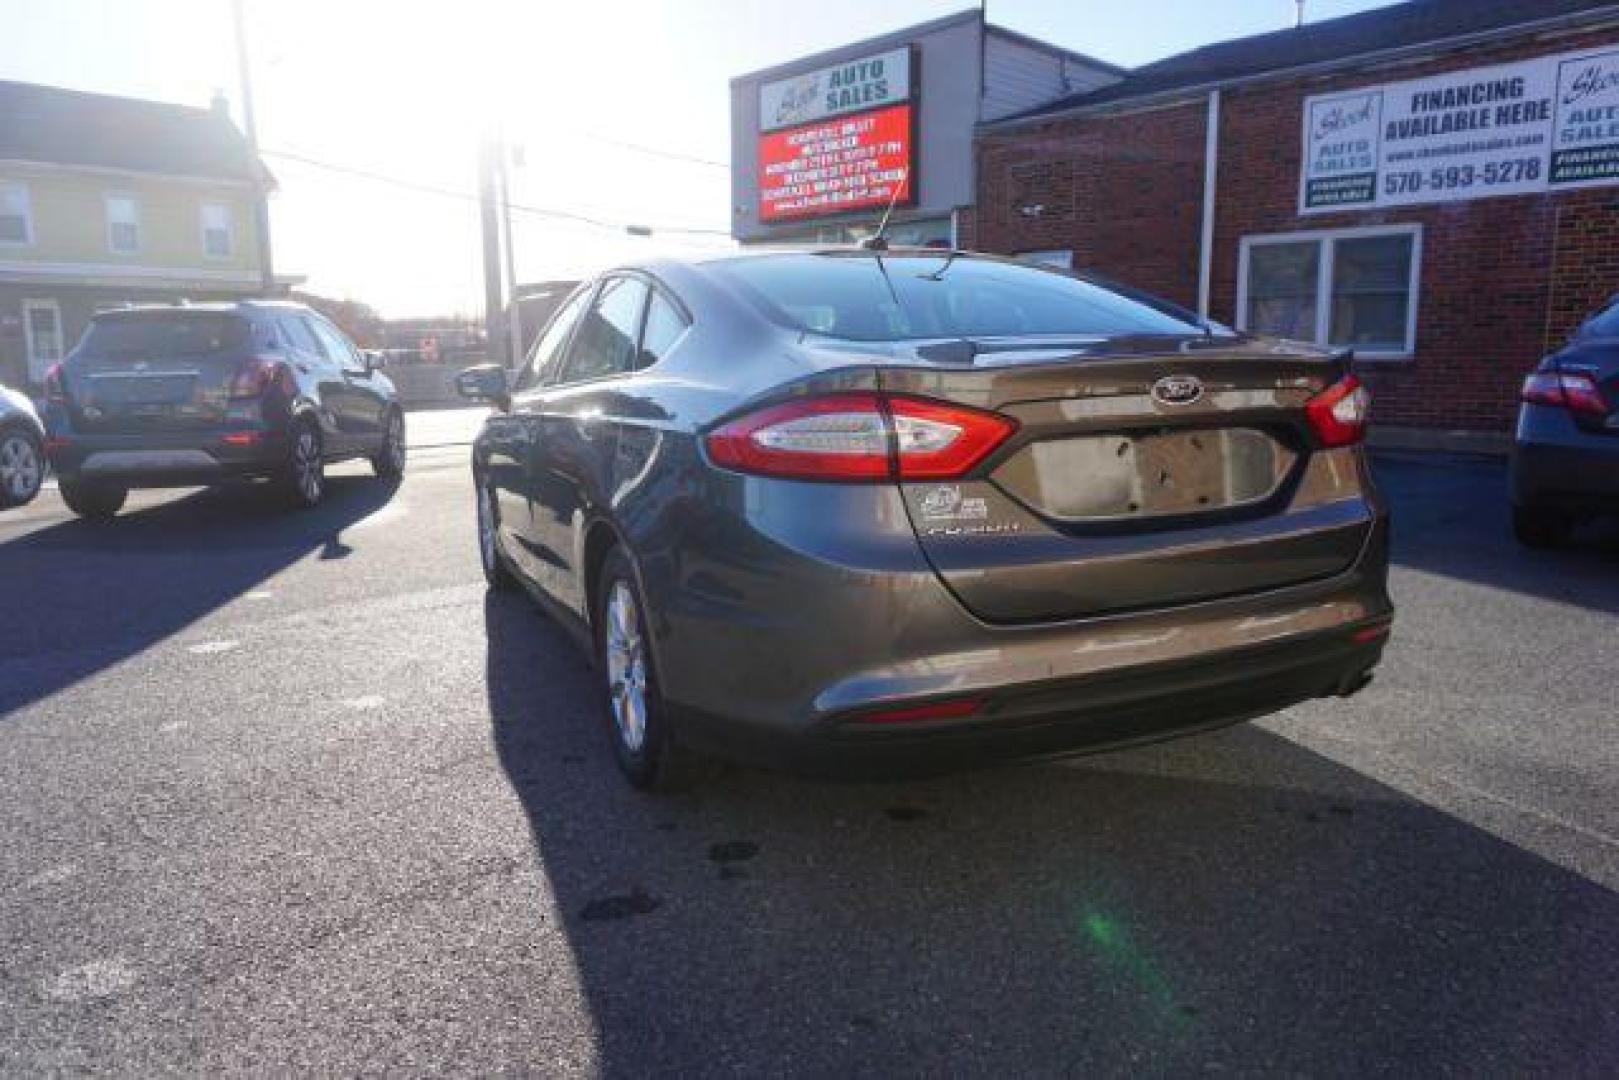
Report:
1,411,1616,1074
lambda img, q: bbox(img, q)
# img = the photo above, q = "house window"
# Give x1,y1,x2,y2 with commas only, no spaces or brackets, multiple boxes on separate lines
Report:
201,202,233,258
22,299,64,383
0,181,32,245
105,193,140,253
1237,224,1421,359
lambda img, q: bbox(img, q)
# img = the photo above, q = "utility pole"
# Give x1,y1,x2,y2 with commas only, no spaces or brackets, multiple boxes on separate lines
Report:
1295,0,1306,28
496,137,523,367
477,136,504,364
232,0,275,294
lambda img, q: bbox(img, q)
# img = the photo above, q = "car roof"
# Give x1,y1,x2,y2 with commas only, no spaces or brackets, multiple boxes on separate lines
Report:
91,299,310,319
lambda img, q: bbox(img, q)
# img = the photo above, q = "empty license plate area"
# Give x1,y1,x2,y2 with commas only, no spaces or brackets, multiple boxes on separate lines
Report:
90,372,197,405
993,427,1297,523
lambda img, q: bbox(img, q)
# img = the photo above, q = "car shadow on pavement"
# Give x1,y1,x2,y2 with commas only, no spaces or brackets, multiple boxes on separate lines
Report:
484,590,1619,1076
0,474,401,718
1373,452,1619,614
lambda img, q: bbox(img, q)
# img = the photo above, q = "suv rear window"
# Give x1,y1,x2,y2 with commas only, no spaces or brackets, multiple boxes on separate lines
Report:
712,253,1203,342
76,312,250,360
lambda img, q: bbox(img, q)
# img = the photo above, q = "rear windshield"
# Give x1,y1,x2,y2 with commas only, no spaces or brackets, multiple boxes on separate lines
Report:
76,313,251,360
712,253,1203,342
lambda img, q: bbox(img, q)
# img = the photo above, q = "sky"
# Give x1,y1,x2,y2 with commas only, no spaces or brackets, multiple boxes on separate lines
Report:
0,0,1398,317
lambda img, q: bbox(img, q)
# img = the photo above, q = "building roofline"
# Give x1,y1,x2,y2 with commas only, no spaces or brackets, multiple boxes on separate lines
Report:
731,8,983,85
984,22,1128,76
979,3,1619,133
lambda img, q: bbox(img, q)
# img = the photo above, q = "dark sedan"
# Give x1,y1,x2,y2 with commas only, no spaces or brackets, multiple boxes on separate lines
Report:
42,302,405,519
1511,296,1619,547
459,250,1393,789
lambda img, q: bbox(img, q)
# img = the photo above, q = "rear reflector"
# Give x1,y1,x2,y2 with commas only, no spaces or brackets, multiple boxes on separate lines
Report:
1351,621,1392,644
854,696,986,724
1521,370,1609,416
1304,375,1370,448
705,392,1016,482
220,431,263,446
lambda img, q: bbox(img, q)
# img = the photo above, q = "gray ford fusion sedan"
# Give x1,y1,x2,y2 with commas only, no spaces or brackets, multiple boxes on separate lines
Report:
459,249,1392,789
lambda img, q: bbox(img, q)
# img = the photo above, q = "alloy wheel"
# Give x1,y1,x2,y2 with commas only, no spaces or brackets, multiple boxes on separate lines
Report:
605,580,649,753
387,411,406,471
295,428,322,502
0,433,42,502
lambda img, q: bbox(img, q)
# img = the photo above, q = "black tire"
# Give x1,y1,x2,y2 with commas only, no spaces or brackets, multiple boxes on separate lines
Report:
279,418,325,509
1512,504,1572,549
371,407,406,478
58,476,127,520
593,546,715,791
0,424,46,508
475,479,518,591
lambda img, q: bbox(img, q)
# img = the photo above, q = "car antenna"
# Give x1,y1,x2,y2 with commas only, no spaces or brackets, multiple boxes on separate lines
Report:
859,167,908,252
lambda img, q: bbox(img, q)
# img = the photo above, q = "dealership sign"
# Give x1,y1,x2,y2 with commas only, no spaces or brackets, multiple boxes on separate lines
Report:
757,46,918,223
760,46,912,132
1300,44,1619,213
759,103,914,222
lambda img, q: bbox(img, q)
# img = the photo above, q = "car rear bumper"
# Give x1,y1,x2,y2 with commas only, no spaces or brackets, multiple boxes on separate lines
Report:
45,429,284,487
647,476,1392,778
674,624,1387,778
1512,405,1619,510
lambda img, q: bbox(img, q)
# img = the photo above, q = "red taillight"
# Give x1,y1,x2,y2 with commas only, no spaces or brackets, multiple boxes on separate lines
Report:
704,392,1016,482
43,362,67,403
230,357,283,399
854,696,986,724
1521,370,1609,416
1304,374,1370,448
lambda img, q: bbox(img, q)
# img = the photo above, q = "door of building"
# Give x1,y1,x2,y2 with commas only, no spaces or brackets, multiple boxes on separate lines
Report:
21,299,64,384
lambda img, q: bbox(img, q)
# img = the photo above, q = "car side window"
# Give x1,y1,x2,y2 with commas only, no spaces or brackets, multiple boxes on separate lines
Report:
252,318,284,353
554,276,648,385
638,287,690,369
279,313,320,358
309,317,365,373
518,289,589,392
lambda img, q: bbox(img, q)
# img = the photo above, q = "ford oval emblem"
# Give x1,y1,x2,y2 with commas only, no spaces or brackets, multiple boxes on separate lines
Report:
1151,374,1204,406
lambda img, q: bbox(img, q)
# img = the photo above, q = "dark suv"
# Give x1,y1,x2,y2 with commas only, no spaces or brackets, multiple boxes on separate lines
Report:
41,302,405,518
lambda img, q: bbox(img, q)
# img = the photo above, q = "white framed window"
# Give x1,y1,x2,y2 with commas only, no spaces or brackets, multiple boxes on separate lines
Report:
1236,223,1421,360
105,192,140,253
22,299,64,383
0,181,32,246
200,201,233,258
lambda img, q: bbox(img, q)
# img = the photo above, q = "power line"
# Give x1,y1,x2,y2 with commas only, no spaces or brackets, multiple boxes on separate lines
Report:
566,130,729,170
260,147,733,238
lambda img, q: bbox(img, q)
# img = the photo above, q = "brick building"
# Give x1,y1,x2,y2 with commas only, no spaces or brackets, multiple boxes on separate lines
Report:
971,0,1619,445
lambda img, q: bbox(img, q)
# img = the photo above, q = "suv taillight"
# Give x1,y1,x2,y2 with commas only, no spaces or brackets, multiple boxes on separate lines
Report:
1521,370,1608,416
230,357,283,399
43,362,67,403
705,392,1017,481
1304,374,1370,448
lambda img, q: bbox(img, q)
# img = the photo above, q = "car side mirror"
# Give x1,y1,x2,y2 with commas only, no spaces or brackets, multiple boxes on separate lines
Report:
456,364,511,410
364,350,385,372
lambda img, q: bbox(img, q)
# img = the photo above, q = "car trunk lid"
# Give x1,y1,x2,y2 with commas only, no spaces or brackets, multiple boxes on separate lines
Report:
874,336,1376,623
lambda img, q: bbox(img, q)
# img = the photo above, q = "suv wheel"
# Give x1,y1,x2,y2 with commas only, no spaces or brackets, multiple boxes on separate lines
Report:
281,420,325,508
1512,504,1572,549
593,546,714,791
476,481,517,590
372,408,406,478
58,476,127,520
0,426,45,508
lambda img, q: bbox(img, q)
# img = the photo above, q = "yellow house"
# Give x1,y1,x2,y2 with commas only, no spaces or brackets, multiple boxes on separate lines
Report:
0,79,294,389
